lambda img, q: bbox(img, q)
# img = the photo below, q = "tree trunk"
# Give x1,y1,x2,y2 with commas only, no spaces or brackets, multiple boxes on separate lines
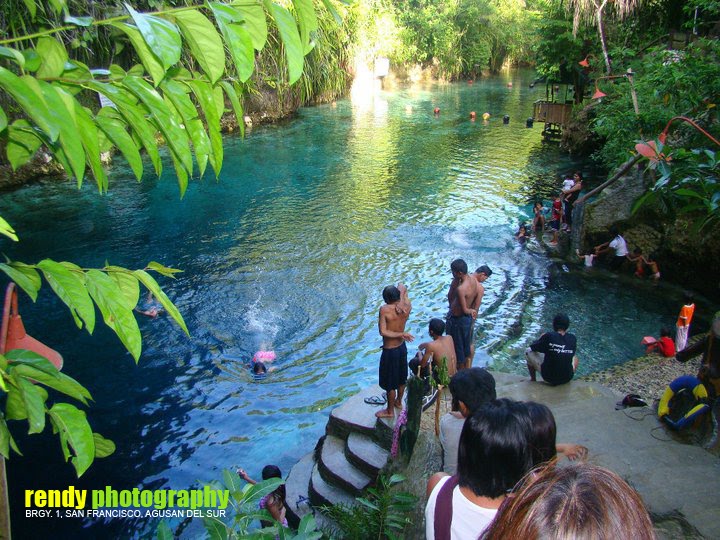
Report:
595,0,612,75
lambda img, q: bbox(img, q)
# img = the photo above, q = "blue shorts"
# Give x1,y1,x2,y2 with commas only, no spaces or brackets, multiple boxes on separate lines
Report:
446,314,473,368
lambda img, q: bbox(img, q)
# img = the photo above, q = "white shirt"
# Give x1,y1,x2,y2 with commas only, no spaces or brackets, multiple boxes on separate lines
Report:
562,179,575,191
609,235,628,256
582,254,595,267
425,476,497,540
439,413,464,475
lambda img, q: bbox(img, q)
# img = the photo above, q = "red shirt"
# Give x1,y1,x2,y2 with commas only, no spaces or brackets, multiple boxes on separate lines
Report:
657,336,676,357
552,200,562,220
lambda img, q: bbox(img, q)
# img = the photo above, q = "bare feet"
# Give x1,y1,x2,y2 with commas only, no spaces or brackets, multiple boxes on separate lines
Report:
375,409,394,418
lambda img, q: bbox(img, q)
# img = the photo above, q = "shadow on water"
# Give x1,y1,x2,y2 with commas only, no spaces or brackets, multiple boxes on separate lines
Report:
2,71,714,538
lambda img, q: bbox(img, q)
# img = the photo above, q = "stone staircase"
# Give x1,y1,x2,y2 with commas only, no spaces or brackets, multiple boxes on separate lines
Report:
285,384,396,529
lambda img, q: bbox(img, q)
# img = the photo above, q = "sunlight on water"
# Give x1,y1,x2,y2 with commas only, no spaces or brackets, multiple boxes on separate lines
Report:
0,72,692,538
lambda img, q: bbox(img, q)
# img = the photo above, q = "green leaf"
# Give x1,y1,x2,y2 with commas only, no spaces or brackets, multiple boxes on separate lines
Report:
232,1,268,50
173,10,225,85
219,81,244,138
156,520,174,540
161,79,210,177
48,0,66,15
6,120,43,170
104,266,140,309
264,1,304,84
11,365,91,405
0,262,41,300
73,103,108,193
64,15,93,27
0,46,25,69
36,36,69,79
0,413,23,458
36,259,95,333
187,79,223,177
0,105,7,133
96,108,144,181
48,402,95,477
86,81,162,176
320,0,342,25
221,468,244,493
13,375,46,434
133,270,188,335
21,49,42,72
22,0,36,19
0,216,17,241
125,4,182,71
0,67,60,141
203,515,229,540
5,349,62,376
209,3,255,82
112,23,165,87
85,269,142,361
34,82,86,182
5,384,28,421
92,432,116,458
293,0,318,55
123,75,192,176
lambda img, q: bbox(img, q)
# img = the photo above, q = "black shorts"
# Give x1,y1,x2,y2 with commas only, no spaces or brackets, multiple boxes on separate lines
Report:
446,314,472,367
379,343,408,391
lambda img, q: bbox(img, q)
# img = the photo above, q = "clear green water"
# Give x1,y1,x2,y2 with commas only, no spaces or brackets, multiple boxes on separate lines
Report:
1,72,689,537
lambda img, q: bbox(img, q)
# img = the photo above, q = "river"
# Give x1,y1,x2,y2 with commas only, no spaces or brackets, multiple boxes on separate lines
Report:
1,71,685,537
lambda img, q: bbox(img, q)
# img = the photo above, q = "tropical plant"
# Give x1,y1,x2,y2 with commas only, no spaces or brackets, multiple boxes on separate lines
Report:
319,474,417,539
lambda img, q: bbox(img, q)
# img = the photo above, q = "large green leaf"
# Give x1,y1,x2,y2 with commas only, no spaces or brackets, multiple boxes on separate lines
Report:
173,10,225,85
0,105,6,133
5,349,62,376
125,4,182,71
320,0,342,25
219,81,245,138
0,46,25,69
161,79,210,177
123,76,193,178
232,1,268,50
85,269,142,361
0,67,60,142
34,82,86,182
22,0,36,19
0,412,22,459
48,402,95,477
104,266,141,309
133,270,189,335
86,81,162,176
6,120,43,170
293,0,318,55
12,365,91,406
209,3,255,82
112,23,165,87
13,375,46,434
36,259,95,333
0,216,18,242
187,79,223,177
96,108,144,181
5,385,28,421
0,262,41,300
74,103,108,193
35,36,68,79
264,1,304,84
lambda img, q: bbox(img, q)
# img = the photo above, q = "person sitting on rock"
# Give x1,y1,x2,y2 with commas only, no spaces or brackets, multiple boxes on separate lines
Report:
439,368,496,475
644,327,675,357
410,318,457,383
525,313,578,386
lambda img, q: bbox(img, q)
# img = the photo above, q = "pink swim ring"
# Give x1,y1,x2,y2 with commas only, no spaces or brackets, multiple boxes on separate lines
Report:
253,350,276,363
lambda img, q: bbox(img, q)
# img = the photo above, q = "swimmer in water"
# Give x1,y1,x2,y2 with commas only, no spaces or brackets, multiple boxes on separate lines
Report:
134,292,165,318
251,350,277,380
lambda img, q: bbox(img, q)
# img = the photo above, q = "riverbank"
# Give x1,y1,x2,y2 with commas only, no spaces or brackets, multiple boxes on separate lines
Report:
393,371,716,539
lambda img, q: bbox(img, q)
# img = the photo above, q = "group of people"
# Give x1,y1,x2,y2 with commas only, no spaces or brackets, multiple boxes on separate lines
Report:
425,367,653,539
375,260,492,419
575,226,661,279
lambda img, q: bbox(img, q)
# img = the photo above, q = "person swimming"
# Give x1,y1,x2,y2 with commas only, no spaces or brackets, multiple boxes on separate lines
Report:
251,350,276,380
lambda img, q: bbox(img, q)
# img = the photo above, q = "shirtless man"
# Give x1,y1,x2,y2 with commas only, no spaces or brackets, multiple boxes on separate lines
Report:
411,318,457,381
377,283,414,418
468,265,492,367
446,259,480,370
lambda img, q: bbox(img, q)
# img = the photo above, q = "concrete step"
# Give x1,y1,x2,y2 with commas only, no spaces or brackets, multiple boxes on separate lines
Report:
318,435,372,496
309,462,356,509
346,432,389,478
328,384,385,441
284,452,315,529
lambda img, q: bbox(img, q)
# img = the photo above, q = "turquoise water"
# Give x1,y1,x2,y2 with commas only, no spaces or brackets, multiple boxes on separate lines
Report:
1,72,689,537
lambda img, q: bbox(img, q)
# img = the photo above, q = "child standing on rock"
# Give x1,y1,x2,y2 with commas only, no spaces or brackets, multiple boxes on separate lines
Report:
675,292,695,352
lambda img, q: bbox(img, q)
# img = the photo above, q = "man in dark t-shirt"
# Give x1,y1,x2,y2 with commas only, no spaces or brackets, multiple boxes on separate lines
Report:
524,313,578,386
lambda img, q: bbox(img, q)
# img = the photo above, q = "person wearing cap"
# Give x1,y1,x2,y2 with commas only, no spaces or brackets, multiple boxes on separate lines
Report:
466,265,493,367
439,368,497,474
524,313,579,386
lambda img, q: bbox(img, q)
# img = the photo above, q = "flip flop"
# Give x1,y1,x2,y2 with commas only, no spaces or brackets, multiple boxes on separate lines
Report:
364,395,386,406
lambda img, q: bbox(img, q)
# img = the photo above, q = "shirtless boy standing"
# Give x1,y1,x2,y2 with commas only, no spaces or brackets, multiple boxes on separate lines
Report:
377,283,414,418
446,259,480,370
